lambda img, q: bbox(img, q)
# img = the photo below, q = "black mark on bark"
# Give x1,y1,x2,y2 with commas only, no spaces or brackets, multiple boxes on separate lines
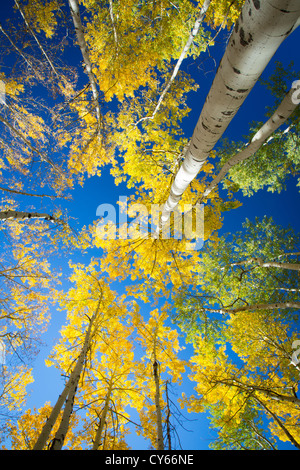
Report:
240,27,253,46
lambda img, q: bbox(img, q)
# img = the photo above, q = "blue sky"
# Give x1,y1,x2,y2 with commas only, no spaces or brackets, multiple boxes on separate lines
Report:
1,1,300,450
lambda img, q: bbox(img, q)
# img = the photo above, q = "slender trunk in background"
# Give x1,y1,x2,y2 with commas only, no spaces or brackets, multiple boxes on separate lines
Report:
232,256,300,272
220,301,300,315
14,0,59,78
33,300,101,450
158,0,300,228
92,380,113,450
136,0,211,125
165,381,172,450
0,210,57,222
255,397,300,450
68,0,103,136
153,335,164,450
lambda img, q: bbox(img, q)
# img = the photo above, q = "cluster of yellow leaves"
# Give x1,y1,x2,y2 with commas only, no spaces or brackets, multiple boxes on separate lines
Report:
0,366,34,412
22,0,60,38
183,305,300,448
206,0,244,28
84,0,202,101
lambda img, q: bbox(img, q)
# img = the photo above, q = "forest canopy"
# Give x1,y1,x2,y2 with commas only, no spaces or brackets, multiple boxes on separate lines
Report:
0,0,300,451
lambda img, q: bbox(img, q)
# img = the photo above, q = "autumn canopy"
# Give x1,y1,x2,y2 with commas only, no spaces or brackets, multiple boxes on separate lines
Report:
0,0,300,451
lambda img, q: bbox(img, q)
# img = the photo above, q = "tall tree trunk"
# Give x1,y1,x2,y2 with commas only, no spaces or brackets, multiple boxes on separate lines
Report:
220,301,300,315
33,299,101,450
159,0,300,228
165,381,172,450
136,0,211,125
14,0,59,78
153,335,164,450
49,383,78,450
232,256,300,272
0,210,57,222
199,84,299,202
68,0,103,136
92,380,113,450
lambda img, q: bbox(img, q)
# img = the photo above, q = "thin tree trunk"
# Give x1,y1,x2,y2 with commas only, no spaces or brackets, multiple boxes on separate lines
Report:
49,382,78,450
158,0,300,228
0,23,38,73
153,334,164,450
199,84,299,202
109,0,118,54
136,0,211,125
255,397,300,450
92,380,113,450
14,0,60,78
165,381,172,450
0,185,66,200
220,377,300,405
0,210,57,222
220,301,300,315
232,256,300,272
68,0,102,136
0,115,62,174
33,299,101,450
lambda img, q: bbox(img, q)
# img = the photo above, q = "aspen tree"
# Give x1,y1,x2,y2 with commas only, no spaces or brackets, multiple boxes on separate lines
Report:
67,0,103,136
92,379,114,450
198,82,300,203
33,297,102,450
159,0,300,227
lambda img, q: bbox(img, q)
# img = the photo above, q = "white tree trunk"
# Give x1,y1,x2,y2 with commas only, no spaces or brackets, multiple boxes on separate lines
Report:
200,83,300,201
152,334,164,450
14,0,59,77
33,299,101,450
220,301,300,315
233,256,300,272
159,0,300,226
68,0,102,135
92,380,113,450
0,210,56,222
136,0,211,125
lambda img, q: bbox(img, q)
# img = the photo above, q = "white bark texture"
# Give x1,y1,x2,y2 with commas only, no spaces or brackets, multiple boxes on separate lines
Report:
33,300,101,450
199,84,300,202
220,301,300,315
160,0,300,225
92,380,113,450
137,0,211,125
68,0,102,134
233,256,300,272
0,210,56,222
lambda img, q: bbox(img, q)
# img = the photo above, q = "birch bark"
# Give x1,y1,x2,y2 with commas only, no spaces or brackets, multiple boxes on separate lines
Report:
136,0,211,125
33,299,101,450
68,0,102,136
219,301,300,315
199,84,300,202
0,210,57,222
92,380,113,450
159,0,300,226
232,256,300,272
